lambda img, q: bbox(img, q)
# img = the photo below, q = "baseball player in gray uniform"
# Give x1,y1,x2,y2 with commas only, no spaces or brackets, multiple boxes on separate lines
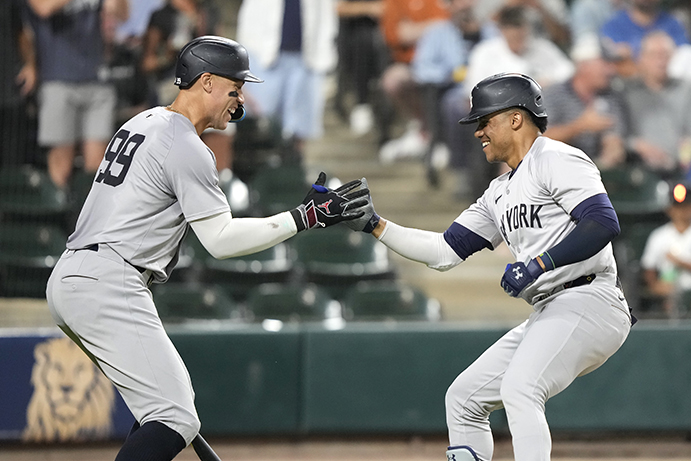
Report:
46,36,367,461
347,73,633,461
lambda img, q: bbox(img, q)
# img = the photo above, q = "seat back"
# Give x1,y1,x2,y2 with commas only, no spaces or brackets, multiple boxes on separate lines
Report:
153,283,239,322
601,166,668,216
293,226,392,276
343,281,441,321
0,166,70,219
0,223,67,297
248,164,309,216
246,283,337,322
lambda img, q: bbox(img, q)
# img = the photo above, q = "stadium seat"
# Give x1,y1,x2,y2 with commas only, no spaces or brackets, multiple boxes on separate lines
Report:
245,283,339,322
182,231,295,300
152,283,240,323
601,166,668,219
342,281,441,322
247,163,309,216
0,166,70,223
0,223,67,298
292,225,396,299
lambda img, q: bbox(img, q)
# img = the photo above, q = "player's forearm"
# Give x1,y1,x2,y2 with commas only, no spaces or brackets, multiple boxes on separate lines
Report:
190,211,297,259
376,219,462,271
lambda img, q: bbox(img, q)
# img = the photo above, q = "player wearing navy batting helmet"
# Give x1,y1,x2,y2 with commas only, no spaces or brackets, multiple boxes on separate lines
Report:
346,72,633,461
46,36,369,461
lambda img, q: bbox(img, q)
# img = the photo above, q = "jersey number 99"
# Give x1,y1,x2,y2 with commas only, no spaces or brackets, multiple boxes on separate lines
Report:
96,129,146,187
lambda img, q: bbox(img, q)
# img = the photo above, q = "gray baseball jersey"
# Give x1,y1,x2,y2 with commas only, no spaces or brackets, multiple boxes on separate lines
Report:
454,136,618,304
443,136,630,461
67,107,230,282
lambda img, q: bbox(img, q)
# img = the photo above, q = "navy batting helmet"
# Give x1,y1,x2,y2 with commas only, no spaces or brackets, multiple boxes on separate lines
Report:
458,73,547,126
174,36,263,89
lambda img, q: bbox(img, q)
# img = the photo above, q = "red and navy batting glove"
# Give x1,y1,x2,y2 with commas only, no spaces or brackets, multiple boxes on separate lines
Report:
500,254,552,297
291,172,367,231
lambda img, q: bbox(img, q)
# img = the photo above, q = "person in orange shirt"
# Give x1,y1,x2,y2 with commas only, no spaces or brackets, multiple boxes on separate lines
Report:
378,0,449,164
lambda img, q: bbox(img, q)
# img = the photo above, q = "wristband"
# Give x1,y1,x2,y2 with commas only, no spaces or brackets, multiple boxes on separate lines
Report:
290,206,307,232
362,213,381,234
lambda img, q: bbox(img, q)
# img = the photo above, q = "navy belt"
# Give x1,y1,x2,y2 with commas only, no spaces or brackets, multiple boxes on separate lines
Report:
84,244,150,278
534,274,596,303
562,273,596,289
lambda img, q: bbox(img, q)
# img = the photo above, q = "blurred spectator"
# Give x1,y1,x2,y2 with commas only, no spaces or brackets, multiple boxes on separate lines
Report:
542,34,627,170
1,0,37,169
438,5,573,199
141,0,219,106
570,0,623,42
116,0,164,48
377,0,449,164
101,5,150,128
335,1,386,137
25,0,128,190
640,181,691,317
142,0,236,171
237,0,339,158
463,5,573,95
474,0,570,49
622,30,691,174
601,0,689,77
410,0,495,184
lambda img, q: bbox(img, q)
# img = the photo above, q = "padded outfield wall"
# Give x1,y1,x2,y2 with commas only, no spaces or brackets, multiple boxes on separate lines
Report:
1,321,690,442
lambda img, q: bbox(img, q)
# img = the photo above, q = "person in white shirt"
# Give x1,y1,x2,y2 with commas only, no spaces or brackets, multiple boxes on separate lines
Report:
463,5,574,95
641,181,691,317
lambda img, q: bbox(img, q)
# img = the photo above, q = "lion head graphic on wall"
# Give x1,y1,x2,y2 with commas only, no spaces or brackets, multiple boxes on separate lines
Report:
23,337,116,442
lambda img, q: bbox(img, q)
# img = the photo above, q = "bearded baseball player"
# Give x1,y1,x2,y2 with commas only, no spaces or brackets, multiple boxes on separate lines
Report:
347,73,634,461
46,36,367,461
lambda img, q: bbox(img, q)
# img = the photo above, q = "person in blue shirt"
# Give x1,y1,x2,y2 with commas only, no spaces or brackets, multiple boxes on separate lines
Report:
601,0,688,76
410,0,496,188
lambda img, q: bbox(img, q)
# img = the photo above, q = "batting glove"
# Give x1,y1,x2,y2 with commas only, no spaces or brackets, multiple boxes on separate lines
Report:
343,178,380,233
500,259,543,297
290,172,368,231
501,253,555,297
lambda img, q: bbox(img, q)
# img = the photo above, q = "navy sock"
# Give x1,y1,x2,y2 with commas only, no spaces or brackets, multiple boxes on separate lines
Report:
115,421,186,461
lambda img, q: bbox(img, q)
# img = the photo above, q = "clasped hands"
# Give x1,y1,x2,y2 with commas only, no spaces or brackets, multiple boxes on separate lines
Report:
292,172,379,232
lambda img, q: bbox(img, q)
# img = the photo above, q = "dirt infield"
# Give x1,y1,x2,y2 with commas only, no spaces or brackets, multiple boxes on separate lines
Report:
3,435,691,460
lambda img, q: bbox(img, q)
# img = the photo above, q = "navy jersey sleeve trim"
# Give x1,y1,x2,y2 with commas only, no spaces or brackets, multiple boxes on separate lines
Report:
443,222,493,260
570,193,620,235
546,193,620,268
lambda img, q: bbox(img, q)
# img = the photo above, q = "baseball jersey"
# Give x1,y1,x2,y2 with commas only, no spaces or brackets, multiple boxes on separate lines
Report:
68,107,230,282
456,136,618,304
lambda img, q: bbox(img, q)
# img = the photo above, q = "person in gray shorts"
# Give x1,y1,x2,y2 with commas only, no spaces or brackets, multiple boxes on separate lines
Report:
46,36,368,461
25,0,127,190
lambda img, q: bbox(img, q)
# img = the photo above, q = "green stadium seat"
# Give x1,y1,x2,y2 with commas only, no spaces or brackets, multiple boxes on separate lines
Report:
0,223,67,298
0,166,70,219
292,225,396,299
248,163,309,216
153,283,240,323
342,281,441,322
245,283,339,322
600,166,668,219
181,231,295,300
